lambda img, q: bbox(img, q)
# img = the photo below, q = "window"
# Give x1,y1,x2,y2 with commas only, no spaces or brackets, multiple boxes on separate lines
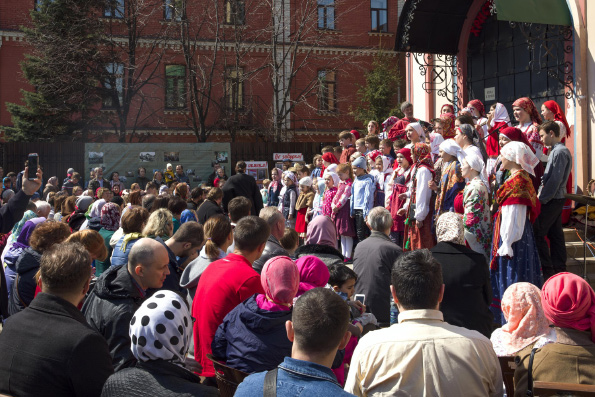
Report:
35,0,55,12
165,65,186,109
318,0,335,30
371,0,387,32
225,0,245,25
103,63,124,109
225,68,244,110
164,0,182,21
318,70,336,112
105,0,124,18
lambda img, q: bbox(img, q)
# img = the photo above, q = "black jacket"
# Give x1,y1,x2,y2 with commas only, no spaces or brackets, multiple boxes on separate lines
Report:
252,235,289,274
221,172,264,216
294,244,344,267
0,293,113,397
82,265,146,371
212,294,293,374
89,178,111,195
8,247,42,317
0,189,32,234
353,231,402,325
196,199,224,225
101,360,218,397
430,242,494,338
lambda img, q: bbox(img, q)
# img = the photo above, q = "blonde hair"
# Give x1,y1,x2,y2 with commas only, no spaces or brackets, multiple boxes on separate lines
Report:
336,163,354,180
142,208,173,238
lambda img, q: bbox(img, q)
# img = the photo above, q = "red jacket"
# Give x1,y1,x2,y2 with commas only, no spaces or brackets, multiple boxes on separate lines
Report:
191,253,264,378
388,117,417,141
340,146,356,164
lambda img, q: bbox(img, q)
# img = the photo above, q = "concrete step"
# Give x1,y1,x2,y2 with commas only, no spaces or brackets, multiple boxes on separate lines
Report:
565,258,595,290
566,240,595,259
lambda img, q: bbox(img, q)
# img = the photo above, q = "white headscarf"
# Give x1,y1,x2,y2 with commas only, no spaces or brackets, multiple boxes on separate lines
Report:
409,122,426,140
500,141,539,176
490,103,511,128
325,171,340,187
439,139,463,158
299,176,313,187
429,133,445,156
89,199,106,219
283,171,298,186
461,152,485,173
129,290,192,367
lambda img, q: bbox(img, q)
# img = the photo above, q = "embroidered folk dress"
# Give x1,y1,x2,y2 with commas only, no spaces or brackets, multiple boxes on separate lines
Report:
463,176,492,261
331,180,356,238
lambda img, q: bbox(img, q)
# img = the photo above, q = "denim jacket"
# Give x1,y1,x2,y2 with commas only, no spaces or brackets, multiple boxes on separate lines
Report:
235,357,355,396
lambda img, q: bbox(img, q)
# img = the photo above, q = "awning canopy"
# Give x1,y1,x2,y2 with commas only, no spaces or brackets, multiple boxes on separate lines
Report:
395,0,572,55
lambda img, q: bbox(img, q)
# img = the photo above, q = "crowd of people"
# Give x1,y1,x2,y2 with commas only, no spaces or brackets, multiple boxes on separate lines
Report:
0,97,592,397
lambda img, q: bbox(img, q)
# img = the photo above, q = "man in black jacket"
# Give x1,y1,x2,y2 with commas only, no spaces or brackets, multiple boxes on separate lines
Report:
0,166,42,234
252,207,288,273
196,187,224,225
0,242,114,397
353,207,402,326
221,160,263,216
88,167,111,196
82,238,170,371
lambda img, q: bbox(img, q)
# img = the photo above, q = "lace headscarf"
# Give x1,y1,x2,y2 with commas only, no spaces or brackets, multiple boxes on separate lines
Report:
435,212,465,245
500,141,539,176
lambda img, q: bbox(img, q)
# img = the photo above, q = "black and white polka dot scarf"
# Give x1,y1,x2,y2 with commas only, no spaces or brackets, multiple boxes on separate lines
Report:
129,290,192,365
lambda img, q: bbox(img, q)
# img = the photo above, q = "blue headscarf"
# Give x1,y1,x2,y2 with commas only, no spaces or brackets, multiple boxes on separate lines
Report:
180,209,197,224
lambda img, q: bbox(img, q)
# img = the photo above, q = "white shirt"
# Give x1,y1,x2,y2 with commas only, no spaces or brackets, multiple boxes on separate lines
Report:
344,309,503,397
497,204,527,257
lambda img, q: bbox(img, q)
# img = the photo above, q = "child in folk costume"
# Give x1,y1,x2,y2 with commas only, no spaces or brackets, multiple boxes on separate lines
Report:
309,178,326,222
429,139,466,221
295,177,315,239
485,103,511,178
398,143,436,251
331,163,356,261
373,155,393,207
512,97,546,161
490,141,542,325
279,171,298,229
388,147,413,247
321,172,339,217
350,156,376,242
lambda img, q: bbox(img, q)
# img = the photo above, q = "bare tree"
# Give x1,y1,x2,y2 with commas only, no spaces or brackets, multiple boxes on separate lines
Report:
101,0,176,142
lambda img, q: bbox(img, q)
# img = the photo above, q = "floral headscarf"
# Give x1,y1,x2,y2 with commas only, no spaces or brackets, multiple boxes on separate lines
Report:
412,143,434,173
467,99,486,117
382,116,399,133
441,104,455,114
9,210,37,244
130,290,192,367
429,132,445,158
436,212,465,245
283,171,298,186
513,97,542,126
500,141,539,176
100,202,121,231
439,113,456,139
491,282,552,356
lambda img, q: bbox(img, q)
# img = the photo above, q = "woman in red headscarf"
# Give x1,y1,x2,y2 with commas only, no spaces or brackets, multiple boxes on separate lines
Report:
485,103,511,178
514,273,595,394
398,143,435,251
467,99,489,139
542,100,573,224
321,152,339,176
512,97,546,161
439,112,456,139
441,103,455,115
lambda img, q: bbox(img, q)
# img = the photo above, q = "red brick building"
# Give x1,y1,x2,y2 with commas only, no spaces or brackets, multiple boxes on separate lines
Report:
0,0,403,143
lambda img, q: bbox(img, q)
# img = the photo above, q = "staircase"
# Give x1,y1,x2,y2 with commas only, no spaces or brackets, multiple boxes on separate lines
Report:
564,225,595,290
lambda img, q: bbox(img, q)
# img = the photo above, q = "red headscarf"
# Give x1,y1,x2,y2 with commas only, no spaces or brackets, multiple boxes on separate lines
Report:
467,99,485,117
439,113,456,139
367,149,382,163
543,100,571,138
397,147,413,165
512,97,542,126
500,127,536,154
350,129,360,140
257,256,299,311
412,143,434,175
441,104,455,114
321,152,339,165
542,272,595,342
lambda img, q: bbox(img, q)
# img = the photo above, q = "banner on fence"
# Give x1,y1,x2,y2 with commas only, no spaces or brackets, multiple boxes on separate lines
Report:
84,142,231,188
273,153,304,161
245,161,269,180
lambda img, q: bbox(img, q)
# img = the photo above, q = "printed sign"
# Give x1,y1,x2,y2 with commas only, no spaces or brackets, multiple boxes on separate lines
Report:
484,87,496,101
246,161,269,180
273,153,304,161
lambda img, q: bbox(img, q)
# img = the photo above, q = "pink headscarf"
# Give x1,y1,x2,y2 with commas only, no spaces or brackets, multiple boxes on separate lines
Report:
542,272,595,342
493,283,551,356
256,256,300,312
305,215,336,247
295,255,329,297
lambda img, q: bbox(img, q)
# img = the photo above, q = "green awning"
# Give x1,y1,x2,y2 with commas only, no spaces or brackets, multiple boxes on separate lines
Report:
494,0,571,26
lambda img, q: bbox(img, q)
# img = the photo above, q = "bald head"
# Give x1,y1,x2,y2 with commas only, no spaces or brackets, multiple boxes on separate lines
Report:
128,238,167,271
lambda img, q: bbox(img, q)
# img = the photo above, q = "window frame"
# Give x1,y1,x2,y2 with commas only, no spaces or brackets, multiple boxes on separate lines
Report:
103,63,124,109
317,69,337,113
370,0,388,33
164,0,182,21
104,0,125,19
165,65,187,110
317,0,335,30
224,0,245,25
225,67,244,111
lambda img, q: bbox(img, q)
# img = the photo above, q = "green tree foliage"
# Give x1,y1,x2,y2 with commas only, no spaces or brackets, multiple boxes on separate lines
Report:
5,0,108,141
350,51,402,126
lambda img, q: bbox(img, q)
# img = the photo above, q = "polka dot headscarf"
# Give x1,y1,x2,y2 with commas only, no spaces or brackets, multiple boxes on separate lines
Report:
129,290,192,366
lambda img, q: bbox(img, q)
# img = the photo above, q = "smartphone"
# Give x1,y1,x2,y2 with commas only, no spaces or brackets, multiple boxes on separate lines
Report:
354,294,365,305
27,153,38,180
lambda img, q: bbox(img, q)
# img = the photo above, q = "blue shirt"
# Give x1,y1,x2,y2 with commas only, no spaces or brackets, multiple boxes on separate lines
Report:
235,357,355,397
350,173,376,217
